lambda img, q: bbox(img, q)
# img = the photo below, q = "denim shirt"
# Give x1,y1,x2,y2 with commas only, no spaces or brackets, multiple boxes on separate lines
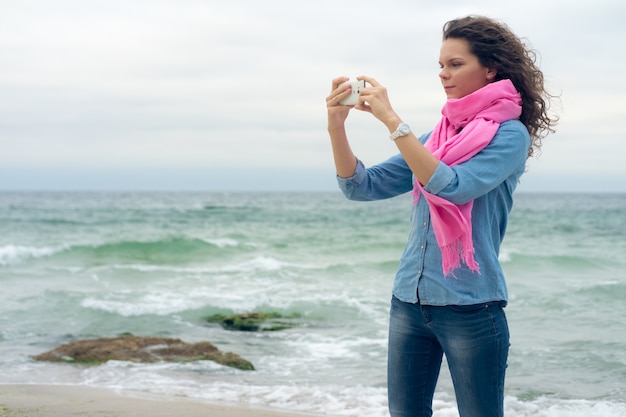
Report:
337,120,531,306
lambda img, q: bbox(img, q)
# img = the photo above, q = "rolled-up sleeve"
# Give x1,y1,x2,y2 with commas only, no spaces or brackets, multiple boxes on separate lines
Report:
423,162,455,195
337,159,368,198
424,120,531,205
337,154,414,201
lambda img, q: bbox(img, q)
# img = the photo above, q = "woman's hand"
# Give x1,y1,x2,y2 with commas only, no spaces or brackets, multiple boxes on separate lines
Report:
326,76,354,129
354,75,402,131
326,76,358,178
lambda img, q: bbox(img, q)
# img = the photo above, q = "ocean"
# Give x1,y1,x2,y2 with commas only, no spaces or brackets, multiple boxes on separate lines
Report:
0,191,625,416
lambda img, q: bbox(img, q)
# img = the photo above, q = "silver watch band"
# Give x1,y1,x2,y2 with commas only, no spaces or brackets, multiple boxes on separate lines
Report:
390,123,410,141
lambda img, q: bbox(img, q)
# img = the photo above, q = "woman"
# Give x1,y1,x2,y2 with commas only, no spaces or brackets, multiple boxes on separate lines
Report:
325,16,558,417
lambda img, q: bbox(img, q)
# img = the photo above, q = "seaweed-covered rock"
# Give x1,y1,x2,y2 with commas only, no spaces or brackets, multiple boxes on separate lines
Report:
33,335,254,370
207,312,301,331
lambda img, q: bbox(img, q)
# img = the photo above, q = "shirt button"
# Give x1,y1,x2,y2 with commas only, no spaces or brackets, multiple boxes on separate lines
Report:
423,222,428,227
421,245,425,250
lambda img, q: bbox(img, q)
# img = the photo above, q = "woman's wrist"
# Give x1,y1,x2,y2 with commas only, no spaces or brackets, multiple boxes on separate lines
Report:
327,122,346,135
383,114,403,132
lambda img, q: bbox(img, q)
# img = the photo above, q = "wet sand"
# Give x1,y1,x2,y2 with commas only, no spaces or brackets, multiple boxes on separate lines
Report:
0,384,328,417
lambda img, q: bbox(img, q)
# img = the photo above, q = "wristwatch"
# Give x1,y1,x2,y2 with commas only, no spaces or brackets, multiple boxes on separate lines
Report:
390,122,411,141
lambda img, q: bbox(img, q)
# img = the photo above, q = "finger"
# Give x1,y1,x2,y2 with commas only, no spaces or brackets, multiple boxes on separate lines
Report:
326,93,348,107
332,76,350,90
354,102,372,113
328,85,353,105
357,75,380,87
326,95,339,106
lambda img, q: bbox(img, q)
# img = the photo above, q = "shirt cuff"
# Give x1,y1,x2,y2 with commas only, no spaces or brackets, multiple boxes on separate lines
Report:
423,161,454,195
336,159,365,190
336,159,364,181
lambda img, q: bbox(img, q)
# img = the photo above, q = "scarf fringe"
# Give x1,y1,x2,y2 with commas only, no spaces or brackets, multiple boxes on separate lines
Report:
440,234,480,278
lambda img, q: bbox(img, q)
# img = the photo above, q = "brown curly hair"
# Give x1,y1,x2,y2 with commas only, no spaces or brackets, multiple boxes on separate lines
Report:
443,16,559,157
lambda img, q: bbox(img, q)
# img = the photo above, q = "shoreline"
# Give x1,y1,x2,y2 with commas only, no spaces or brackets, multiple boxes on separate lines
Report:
0,384,329,417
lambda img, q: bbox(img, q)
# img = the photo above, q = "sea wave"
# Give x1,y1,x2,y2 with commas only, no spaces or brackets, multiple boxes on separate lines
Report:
80,287,216,316
0,236,253,267
103,375,626,417
499,249,614,271
202,237,240,248
77,284,387,321
3,358,626,417
107,255,319,275
0,244,64,265
77,237,233,260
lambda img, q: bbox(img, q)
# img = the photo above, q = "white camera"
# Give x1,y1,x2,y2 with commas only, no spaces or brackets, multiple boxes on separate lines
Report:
339,80,366,106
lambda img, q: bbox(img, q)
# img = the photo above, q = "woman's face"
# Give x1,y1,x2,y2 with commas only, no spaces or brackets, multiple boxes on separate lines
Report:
438,37,496,99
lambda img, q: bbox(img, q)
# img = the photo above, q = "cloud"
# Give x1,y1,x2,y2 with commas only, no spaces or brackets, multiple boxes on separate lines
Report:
1,0,625,191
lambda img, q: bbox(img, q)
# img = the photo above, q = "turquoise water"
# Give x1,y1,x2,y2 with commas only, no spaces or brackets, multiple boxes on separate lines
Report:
0,191,625,416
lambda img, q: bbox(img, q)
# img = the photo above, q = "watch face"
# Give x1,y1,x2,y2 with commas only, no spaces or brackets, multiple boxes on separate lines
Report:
400,124,410,134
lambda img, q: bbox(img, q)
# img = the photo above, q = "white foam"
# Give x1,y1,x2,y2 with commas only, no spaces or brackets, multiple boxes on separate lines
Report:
80,368,626,417
95,374,391,417
80,289,211,316
113,255,315,275
499,250,512,263
229,256,291,272
0,244,62,265
112,263,211,273
3,359,626,417
504,395,626,417
203,238,239,248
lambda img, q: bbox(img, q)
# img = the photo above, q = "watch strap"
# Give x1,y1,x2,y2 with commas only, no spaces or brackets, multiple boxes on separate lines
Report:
390,123,410,141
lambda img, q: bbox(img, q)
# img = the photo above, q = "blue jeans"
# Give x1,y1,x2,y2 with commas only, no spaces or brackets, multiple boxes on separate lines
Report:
387,295,510,417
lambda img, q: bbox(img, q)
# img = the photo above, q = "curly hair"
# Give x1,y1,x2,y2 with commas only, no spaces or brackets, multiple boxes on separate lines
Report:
443,16,559,157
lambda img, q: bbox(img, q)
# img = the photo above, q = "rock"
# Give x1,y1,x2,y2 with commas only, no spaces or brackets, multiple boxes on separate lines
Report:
207,312,301,331
33,335,254,371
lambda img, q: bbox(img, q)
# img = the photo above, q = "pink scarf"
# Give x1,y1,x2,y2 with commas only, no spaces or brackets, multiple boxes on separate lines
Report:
413,79,522,277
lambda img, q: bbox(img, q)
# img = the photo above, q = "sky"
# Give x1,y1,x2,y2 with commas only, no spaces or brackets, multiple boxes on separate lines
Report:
1,0,625,192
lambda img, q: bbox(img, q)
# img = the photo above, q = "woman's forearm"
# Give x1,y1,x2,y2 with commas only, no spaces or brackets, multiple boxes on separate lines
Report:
383,117,439,186
394,134,439,186
328,125,358,178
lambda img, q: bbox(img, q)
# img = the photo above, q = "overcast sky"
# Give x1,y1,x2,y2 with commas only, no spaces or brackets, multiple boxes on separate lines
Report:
1,0,625,192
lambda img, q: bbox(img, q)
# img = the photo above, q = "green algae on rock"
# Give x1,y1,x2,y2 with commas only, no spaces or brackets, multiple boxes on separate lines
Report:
207,312,302,331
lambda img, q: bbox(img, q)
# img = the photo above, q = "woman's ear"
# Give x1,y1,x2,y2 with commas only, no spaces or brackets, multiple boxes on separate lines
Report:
486,68,497,81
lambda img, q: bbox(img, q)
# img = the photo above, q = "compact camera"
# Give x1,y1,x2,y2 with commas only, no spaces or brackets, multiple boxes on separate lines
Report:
339,80,366,106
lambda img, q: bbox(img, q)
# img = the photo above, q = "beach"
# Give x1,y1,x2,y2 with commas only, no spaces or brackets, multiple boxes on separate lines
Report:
1,191,625,417
0,385,323,417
